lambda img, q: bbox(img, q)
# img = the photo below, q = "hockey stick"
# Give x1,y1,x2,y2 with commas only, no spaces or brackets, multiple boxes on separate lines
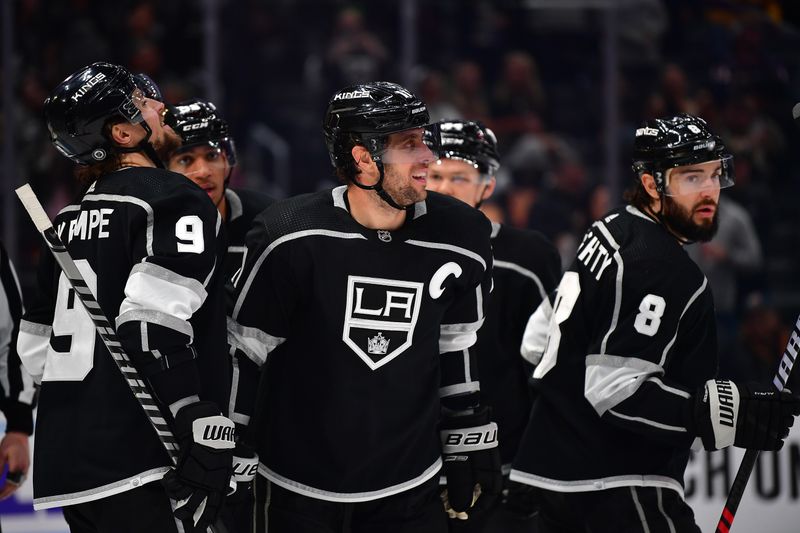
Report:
15,184,224,533
714,313,800,533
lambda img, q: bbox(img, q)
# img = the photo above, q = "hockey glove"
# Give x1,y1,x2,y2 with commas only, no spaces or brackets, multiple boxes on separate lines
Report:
691,379,800,451
227,441,259,505
440,407,502,521
161,401,235,532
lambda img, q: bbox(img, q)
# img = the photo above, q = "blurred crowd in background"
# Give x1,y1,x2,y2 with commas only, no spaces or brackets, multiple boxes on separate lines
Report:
4,0,800,380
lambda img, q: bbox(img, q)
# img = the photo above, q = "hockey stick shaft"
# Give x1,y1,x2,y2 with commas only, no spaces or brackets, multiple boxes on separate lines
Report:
715,313,800,533
15,184,181,465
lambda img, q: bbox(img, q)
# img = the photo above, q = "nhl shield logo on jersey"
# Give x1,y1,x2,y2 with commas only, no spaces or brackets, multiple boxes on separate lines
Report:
343,275,423,370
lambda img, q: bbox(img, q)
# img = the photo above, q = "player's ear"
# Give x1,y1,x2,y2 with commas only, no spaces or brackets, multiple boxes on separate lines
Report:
640,173,660,200
110,122,135,148
351,145,373,169
481,176,497,201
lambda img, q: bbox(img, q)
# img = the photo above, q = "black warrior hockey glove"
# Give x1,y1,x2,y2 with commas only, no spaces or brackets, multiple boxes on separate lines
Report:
692,379,800,451
162,401,235,532
440,407,502,520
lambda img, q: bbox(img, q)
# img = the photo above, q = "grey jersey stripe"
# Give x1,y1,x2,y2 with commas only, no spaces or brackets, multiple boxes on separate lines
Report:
594,221,624,355
82,193,155,256
404,240,486,270
658,277,708,367
630,487,652,533
494,260,547,301
233,230,368,319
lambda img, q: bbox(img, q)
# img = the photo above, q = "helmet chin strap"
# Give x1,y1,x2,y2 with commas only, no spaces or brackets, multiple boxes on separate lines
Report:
351,160,410,211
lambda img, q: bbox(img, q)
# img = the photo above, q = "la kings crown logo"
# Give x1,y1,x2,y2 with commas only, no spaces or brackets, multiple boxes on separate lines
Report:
343,275,423,370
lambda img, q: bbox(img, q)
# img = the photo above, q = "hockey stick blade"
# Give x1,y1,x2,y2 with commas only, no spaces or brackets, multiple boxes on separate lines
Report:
715,313,800,533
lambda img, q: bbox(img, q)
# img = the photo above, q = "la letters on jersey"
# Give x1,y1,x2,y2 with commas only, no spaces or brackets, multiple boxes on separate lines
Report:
343,275,424,370
56,208,114,243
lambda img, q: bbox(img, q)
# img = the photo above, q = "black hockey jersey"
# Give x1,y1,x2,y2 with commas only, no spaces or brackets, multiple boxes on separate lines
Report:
511,206,717,497
222,188,273,282
478,223,559,466
17,168,229,509
0,242,33,435
228,186,493,502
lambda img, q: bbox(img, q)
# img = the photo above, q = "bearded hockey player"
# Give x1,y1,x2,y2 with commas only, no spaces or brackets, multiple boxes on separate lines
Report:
426,119,560,533
166,99,273,282
510,114,800,532
226,81,502,532
17,62,234,533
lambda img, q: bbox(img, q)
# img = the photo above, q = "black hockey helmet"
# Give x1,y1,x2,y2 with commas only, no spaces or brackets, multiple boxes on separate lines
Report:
437,119,500,177
44,62,155,165
631,113,734,195
133,72,163,102
323,81,432,167
167,98,236,166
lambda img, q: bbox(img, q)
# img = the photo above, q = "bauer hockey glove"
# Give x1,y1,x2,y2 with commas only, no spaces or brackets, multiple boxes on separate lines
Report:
440,407,502,520
162,401,235,532
691,379,800,451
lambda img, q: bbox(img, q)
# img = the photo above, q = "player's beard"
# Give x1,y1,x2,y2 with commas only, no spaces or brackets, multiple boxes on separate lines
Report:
153,128,183,164
382,165,427,208
662,195,719,242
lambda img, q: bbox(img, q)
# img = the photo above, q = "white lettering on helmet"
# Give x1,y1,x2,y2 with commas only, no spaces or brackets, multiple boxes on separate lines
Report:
333,90,371,101
635,127,659,137
70,72,108,102
693,140,715,151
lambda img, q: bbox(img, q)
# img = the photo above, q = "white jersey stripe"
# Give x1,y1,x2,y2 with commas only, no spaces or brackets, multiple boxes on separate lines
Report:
233,230,367,319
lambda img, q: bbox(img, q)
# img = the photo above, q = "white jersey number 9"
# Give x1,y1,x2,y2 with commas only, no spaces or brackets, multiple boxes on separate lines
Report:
44,260,97,382
634,294,665,337
176,215,204,253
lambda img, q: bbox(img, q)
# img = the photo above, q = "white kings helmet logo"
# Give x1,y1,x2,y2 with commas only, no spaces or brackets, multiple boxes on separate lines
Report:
333,89,370,101
70,72,107,103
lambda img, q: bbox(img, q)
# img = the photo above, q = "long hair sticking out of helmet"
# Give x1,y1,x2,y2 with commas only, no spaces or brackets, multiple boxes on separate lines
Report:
437,119,500,208
44,62,166,175
323,81,434,210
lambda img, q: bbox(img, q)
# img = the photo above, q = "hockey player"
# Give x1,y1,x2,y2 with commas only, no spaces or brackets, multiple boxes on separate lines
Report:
166,98,273,282
16,62,234,533
510,113,800,532
0,241,32,506
426,119,560,533
227,81,502,533
166,98,270,532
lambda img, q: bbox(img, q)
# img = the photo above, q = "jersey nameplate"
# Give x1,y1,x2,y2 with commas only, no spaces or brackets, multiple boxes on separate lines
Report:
57,208,114,243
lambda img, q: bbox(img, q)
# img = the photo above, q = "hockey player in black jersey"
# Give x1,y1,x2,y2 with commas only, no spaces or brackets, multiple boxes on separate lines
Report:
510,113,800,532
227,81,502,533
0,241,33,509
511,115,800,533
166,98,273,282
167,99,269,532
426,119,560,533
17,62,235,533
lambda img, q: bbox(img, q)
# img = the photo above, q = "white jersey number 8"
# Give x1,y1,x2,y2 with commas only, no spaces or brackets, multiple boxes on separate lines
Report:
634,294,665,337
534,272,581,379
43,260,97,382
